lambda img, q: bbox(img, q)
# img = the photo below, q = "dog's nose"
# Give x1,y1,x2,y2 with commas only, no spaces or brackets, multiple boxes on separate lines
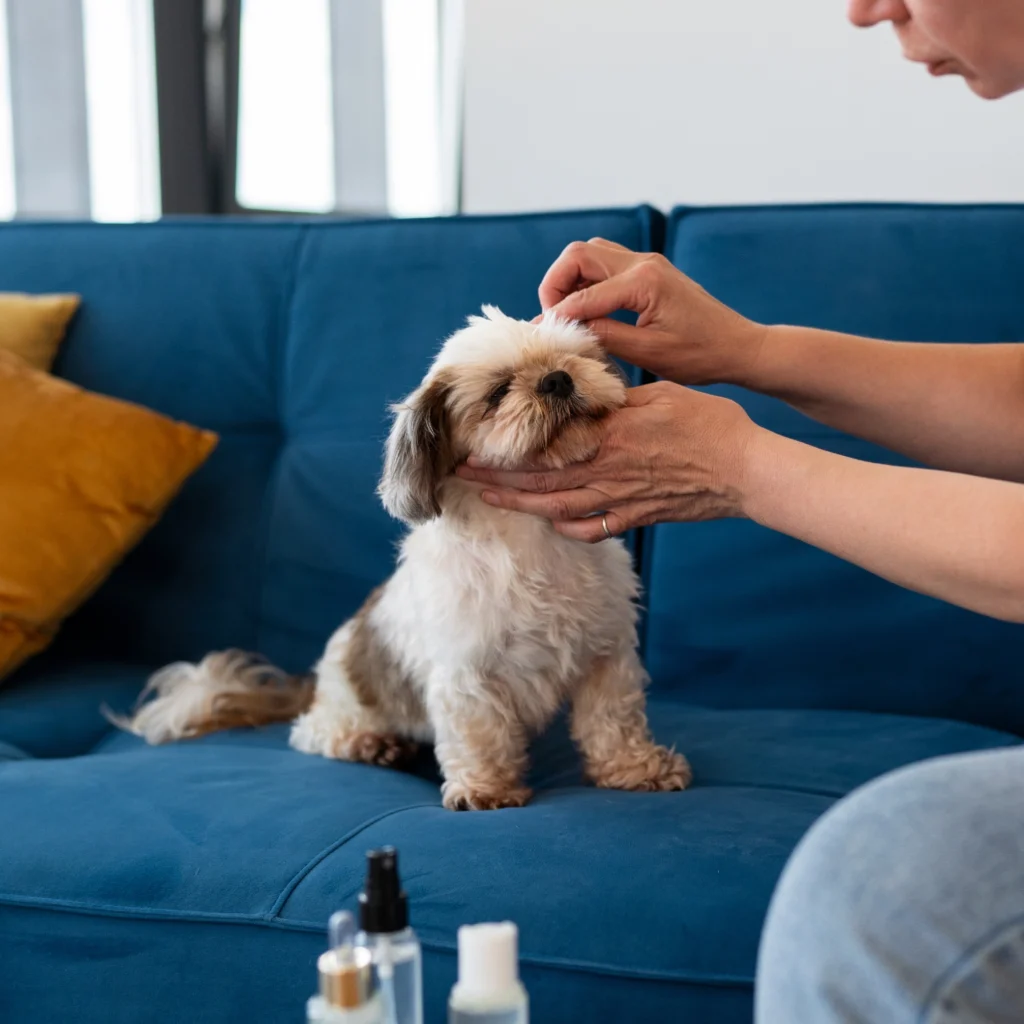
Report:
538,370,574,399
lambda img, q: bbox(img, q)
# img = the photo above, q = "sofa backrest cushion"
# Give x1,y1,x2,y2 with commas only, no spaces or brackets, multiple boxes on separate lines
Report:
643,205,1024,734
0,209,659,672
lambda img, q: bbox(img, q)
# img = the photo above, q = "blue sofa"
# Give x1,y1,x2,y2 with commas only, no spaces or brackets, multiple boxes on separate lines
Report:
1,205,1022,1024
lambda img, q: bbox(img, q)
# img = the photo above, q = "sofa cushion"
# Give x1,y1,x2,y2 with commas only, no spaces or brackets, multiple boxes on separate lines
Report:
645,205,1024,734
0,211,659,674
0,700,1016,1024
0,660,147,758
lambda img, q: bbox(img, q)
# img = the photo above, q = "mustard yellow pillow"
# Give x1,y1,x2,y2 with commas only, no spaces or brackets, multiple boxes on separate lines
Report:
0,350,218,679
0,292,80,370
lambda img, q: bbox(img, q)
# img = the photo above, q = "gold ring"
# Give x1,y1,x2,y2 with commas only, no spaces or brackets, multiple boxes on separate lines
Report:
601,514,612,539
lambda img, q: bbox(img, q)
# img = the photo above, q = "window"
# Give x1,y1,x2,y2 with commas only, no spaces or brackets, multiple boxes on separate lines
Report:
82,0,161,221
235,0,462,217
235,0,335,213
0,0,159,222
0,0,462,221
0,0,15,220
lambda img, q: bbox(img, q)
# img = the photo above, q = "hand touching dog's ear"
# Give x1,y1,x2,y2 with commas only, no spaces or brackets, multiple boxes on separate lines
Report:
378,373,455,524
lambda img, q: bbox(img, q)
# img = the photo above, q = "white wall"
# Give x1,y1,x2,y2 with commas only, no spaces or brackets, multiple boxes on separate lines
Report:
461,0,1024,213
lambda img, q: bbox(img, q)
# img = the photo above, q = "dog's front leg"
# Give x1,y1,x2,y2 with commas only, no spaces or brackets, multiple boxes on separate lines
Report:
428,683,532,811
571,651,692,792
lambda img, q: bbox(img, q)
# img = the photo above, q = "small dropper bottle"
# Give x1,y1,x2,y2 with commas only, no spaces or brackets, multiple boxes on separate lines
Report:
448,922,529,1024
355,848,423,1024
308,911,383,1024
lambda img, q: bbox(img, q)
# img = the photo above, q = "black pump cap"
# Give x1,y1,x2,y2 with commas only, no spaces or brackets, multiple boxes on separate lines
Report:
359,847,408,934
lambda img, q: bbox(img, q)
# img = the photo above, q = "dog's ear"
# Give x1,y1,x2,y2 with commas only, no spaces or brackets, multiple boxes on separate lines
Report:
378,374,455,524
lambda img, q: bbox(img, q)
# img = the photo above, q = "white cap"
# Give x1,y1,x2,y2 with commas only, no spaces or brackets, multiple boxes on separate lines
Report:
457,922,519,998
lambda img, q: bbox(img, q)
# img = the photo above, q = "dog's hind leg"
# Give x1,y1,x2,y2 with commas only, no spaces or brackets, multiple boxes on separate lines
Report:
571,651,692,792
289,615,426,768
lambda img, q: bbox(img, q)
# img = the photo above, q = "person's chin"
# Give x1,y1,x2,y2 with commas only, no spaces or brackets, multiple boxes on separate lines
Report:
964,75,1017,100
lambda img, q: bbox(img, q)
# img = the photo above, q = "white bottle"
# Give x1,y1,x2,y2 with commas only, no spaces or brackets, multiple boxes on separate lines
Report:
448,922,529,1024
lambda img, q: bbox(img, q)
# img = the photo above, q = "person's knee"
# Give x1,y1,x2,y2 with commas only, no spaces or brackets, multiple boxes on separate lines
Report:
757,752,1016,1022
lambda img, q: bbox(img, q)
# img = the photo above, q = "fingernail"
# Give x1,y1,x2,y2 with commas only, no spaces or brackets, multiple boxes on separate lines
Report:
466,455,484,468
480,490,499,505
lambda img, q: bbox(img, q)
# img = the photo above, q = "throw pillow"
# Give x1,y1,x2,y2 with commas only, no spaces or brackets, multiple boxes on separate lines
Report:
0,292,81,370
0,350,218,680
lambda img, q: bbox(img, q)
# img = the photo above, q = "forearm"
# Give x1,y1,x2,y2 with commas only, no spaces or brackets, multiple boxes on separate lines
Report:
741,428,1024,622
735,326,1024,482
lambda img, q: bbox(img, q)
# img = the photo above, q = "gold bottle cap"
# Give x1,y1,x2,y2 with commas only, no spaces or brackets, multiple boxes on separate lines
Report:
318,945,375,1010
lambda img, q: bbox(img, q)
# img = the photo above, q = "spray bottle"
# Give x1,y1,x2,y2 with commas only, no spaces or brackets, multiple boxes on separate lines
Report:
354,848,423,1024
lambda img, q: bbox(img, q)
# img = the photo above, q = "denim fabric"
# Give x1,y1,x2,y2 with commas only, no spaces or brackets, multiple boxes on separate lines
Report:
757,747,1024,1023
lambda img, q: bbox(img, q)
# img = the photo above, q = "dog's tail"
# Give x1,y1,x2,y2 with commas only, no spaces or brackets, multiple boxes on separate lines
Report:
106,650,315,745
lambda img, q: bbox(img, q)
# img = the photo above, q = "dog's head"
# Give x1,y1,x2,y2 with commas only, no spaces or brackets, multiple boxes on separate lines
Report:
379,305,627,524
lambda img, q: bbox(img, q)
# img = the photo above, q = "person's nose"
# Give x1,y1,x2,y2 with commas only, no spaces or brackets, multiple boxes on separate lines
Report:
847,0,909,28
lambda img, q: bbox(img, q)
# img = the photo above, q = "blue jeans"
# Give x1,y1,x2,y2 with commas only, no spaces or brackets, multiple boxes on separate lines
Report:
756,746,1024,1023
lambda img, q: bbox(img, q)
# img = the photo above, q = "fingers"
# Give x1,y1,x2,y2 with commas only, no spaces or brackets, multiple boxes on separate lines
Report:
549,275,644,326
538,240,638,311
553,500,665,543
582,316,649,357
457,463,592,491
587,237,631,253
552,509,628,543
477,485,610,521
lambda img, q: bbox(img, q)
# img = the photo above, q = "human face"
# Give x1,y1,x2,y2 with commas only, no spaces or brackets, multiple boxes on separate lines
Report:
847,0,1024,99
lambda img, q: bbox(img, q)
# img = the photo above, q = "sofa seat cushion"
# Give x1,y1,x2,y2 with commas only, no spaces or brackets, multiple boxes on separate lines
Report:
0,660,147,758
0,699,1017,1024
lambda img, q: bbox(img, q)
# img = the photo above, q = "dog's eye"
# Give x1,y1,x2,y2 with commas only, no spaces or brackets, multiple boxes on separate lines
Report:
486,381,511,408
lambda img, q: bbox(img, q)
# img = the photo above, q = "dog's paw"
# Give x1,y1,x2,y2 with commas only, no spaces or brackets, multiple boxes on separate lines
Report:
442,782,532,811
348,733,419,767
290,714,417,767
590,745,692,793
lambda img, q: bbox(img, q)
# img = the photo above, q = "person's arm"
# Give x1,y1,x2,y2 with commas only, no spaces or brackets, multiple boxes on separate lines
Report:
457,381,1024,623
741,327,1024,483
741,427,1024,622
539,239,1024,483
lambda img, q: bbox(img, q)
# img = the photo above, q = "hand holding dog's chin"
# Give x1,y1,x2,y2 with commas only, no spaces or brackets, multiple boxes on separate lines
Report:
456,381,759,543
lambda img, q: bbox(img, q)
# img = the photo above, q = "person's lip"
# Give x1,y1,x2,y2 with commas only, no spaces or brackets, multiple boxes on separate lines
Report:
926,59,957,76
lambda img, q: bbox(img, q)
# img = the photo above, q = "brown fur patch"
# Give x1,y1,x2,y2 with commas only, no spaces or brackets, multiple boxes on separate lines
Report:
378,372,456,523
342,587,428,730
571,655,692,792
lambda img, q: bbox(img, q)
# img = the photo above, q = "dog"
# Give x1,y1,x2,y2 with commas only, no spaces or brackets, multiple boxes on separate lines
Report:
116,306,692,810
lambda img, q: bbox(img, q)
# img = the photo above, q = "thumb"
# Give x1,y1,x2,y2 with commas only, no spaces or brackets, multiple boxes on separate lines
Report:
624,382,673,407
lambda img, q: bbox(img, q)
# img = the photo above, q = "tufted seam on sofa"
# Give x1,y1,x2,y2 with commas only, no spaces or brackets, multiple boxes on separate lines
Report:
268,800,440,919
253,226,312,660
0,894,755,988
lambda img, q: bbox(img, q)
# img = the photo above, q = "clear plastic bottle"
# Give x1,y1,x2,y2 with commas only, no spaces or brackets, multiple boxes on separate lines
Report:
448,922,528,1024
355,848,423,1024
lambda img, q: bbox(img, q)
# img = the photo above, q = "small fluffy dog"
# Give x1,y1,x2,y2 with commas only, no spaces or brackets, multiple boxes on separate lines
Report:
119,307,691,810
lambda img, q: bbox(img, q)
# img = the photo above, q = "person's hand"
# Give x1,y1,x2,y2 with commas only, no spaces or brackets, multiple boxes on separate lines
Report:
455,381,759,542
538,238,766,386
